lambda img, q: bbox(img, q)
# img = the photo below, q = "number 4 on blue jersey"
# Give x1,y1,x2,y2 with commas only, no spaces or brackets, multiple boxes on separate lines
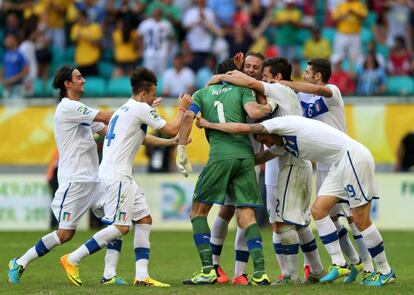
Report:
106,115,119,146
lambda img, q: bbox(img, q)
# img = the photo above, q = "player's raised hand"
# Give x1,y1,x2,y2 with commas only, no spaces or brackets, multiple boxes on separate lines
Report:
233,52,244,70
196,117,210,129
176,145,193,177
178,93,193,109
152,97,164,107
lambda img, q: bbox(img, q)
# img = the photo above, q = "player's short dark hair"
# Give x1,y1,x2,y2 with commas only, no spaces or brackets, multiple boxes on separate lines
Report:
245,51,265,62
308,58,331,83
130,66,158,95
215,59,237,74
52,65,76,99
263,57,292,80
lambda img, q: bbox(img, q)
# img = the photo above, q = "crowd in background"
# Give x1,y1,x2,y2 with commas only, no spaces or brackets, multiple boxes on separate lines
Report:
2,0,414,101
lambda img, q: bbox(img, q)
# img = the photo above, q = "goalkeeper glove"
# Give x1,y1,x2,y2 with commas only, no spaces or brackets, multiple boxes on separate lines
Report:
176,145,192,177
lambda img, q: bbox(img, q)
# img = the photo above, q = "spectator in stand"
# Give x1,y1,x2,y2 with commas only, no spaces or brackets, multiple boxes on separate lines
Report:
35,0,71,49
71,10,102,76
181,40,196,70
225,24,254,57
395,132,414,172
4,12,20,36
162,53,195,97
385,0,411,49
74,0,106,23
208,0,236,28
271,0,303,60
331,0,368,67
105,0,146,29
329,61,356,95
303,27,331,60
388,35,412,76
196,53,217,88
146,0,183,41
182,0,223,71
373,10,387,45
357,40,386,69
19,23,38,97
356,51,386,95
112,16,140,77
34,13,52,82
291,58,303,81
1,32,28,106
138,7,174,77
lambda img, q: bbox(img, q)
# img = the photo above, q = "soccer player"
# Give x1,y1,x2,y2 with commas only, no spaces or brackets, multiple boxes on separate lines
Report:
196,115,396,287
212,58,325,284
209,51,266,285
59,67,192,287
8,65,124,285
176,59,276,285
279,58,374,283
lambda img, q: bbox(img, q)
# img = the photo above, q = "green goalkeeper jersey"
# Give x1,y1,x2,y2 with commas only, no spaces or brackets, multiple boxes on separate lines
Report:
191,82,256,163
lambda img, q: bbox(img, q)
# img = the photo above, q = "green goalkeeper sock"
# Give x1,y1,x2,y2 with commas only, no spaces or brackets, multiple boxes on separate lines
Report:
245,223,266,278
191,216,213,273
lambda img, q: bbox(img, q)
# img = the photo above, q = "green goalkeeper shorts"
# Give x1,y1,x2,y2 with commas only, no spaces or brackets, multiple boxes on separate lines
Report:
193,158,261,207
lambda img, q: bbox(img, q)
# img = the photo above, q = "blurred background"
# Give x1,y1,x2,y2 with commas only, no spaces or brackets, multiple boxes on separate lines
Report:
0,0,413,232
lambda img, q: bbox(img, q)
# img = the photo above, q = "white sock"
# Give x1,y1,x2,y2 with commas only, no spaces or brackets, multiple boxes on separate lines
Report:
17,231,61,268
210,216,229,266
234,227,249,277
69,225,122,265
272,231,288,275
297,226,324,275
334,220,360,264
361,224,391,274
349,222,374,272
279,226,300,280
134,223,151,280
315,216,346,266
103,238,122,279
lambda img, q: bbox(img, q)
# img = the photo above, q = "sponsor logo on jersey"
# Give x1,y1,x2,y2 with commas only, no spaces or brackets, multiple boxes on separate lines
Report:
212,87,232,96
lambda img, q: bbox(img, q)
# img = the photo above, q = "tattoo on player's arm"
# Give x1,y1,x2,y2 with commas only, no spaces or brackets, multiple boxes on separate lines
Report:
249,124,266,133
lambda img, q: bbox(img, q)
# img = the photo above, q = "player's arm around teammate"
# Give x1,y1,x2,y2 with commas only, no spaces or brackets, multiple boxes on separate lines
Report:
277,80,333,98
208,70,277,119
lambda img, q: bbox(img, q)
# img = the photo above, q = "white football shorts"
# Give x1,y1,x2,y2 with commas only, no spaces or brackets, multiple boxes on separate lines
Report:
318,142,379,208
267,162,312,226
51,182,102,230
101,179,150,226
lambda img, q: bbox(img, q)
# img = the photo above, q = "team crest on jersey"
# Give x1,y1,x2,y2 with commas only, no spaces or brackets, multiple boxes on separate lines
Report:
150,109,161,121
62,212,71,221
77,106,91,115
118,211,127,221
282,136,299,158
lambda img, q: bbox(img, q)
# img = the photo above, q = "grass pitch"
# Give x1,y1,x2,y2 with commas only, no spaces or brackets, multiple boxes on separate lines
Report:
0,229,413,295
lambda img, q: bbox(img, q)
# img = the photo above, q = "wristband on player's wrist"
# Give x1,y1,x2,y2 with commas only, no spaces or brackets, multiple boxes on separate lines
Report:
178,107,186,112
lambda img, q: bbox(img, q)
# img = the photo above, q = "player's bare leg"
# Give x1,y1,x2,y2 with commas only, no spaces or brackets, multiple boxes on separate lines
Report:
312,195,350,283
352,203,395,286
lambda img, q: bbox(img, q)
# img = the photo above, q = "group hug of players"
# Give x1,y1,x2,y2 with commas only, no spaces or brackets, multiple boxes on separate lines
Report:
7,51,395,288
